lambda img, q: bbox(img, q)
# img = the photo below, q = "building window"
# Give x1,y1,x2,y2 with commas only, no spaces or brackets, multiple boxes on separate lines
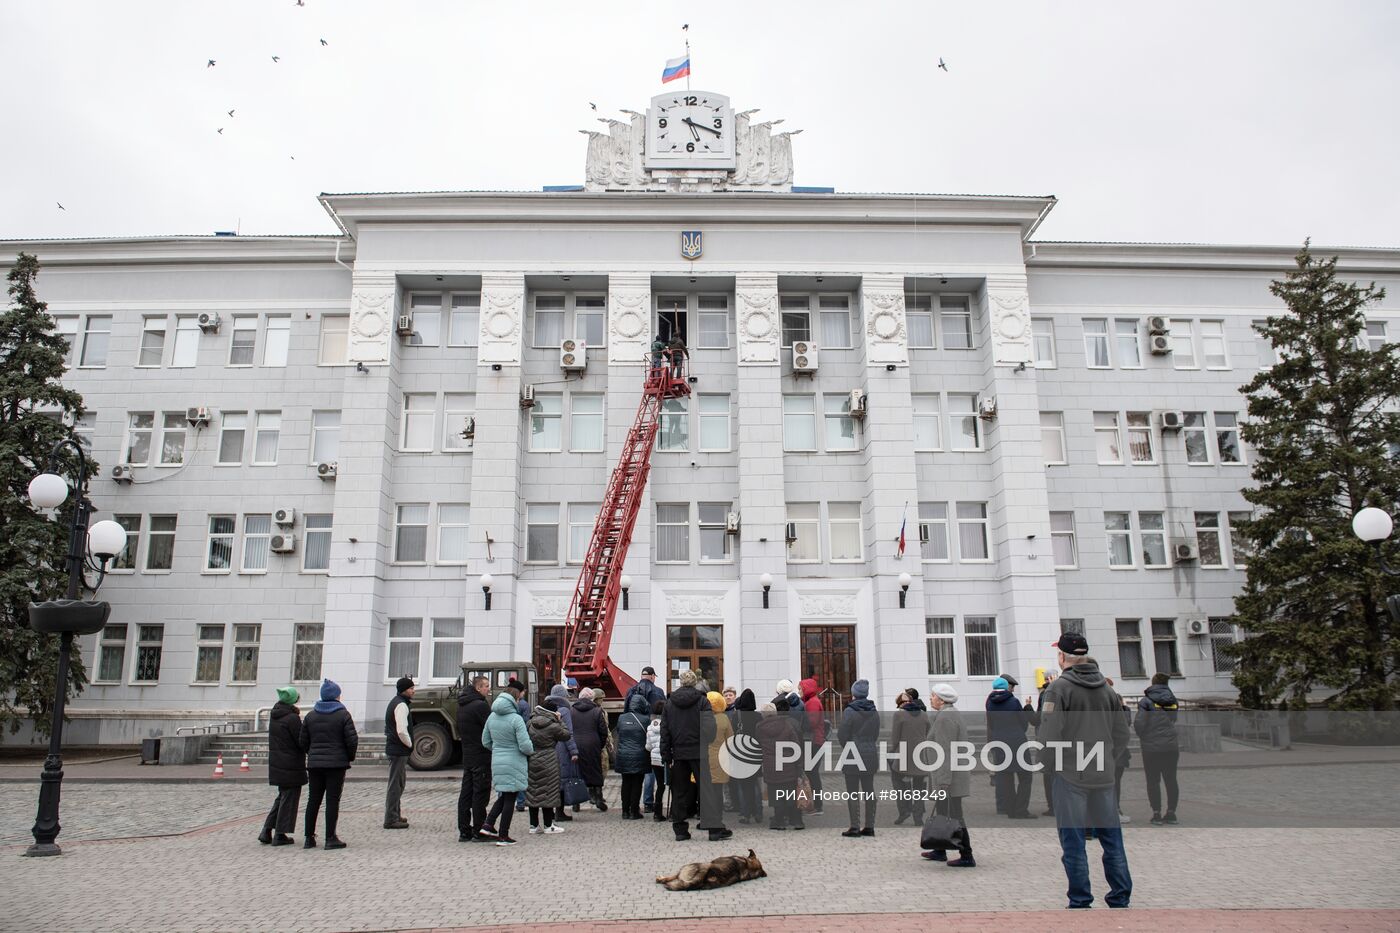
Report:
1139,512,1168,567
1094,411,1122,464
783,396,817,451
659,397,688,451
386,619,422,679
263,316,291,366
570,394,605,453
1200,320,1228,369
1115,319,1142,368
124,412,154,465
146,515,176,571
1209,619,1238,673
431,618,465,680
240,412,277,465
218,411,246,464
530,394,562,452
138,317,166,367
948,394,980,451
925,617,955,675
1183,411,1211,463
655,295,687,345
434,504,469,564
1126,411,1154,463
964,616,999,676
1083,318,1110,368
229,315,257,366
96,624,127,683
906,295,935,348
526,504,559,563
567,503,598,564
1363,320,1388,352
443,394,474,452
913,395,941,451
1254,320,1277,368
1041,412,1066,464
576,295,606,347
1195,512,1224,566
919,502,949,562
940,296,974,350
1050,512,1077,568
231,624,261,683
787,502,820,562
779,295,810,347
401,394,436,452
532,295,565,348
79,315,111,367
656,503,690,563
823,394,857,451
698,394,730,451
699,503,732,563
1228,511,1252,567
1060,618,1086,635
303,514,332,572
311,410,340,463
1170,319,1196,369
828,502,863,562
695,295,728,349
394,504,429,563
292,623,324,682
408,293,442,346
449,294,480,347
818,295,852,349
1106,512,1133,567
55,316,79,366
319,314,349,365
1116,619,1146,678
195,624,225,684
206,515,235,571
110,514,141,571
74,412,95,449
1215,413,1244,463
956,502,990,561
1151,619,1180,676
241,514,272,572
133,625,163,683
159,412,187,465
1032,317,1056,367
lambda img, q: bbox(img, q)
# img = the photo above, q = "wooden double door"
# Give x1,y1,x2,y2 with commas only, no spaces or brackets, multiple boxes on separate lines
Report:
801,625,857,716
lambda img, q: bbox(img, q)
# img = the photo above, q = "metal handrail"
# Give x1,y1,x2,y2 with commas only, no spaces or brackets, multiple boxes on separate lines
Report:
173,720,248,736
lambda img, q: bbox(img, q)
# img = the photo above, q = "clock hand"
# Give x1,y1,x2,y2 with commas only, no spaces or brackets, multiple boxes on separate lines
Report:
688,123,700,141
682,117,722,137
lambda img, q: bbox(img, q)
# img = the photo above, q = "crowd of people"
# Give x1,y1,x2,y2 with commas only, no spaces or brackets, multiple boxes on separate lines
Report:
256,632,1181,909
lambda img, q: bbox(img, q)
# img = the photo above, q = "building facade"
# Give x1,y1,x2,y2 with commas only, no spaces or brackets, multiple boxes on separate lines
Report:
7,92,1400,741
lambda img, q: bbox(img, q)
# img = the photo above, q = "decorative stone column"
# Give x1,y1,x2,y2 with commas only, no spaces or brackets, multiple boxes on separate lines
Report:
347,273,397,365
478,275,525,367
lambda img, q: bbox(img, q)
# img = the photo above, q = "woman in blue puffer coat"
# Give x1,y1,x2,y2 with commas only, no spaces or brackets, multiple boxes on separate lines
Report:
482,691,534,846
614,692,652,820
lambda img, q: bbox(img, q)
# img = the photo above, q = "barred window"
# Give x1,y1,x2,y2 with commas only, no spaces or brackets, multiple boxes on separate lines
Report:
292,623,324,682
231,624,261,683
195,624,225,684
964,616,999,677
925,617,955,676
133,625,163,683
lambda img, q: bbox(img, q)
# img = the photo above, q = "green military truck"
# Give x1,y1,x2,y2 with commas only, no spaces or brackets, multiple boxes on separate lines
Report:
407,661,538,770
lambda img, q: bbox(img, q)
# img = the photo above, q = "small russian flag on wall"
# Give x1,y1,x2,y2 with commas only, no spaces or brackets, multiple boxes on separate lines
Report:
661,55,690,84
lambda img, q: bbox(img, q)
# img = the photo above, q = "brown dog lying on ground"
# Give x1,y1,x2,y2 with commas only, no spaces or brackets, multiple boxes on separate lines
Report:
656,849,767,891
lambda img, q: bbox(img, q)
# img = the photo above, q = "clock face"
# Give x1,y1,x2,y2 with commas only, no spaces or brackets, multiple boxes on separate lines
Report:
645,91,736,169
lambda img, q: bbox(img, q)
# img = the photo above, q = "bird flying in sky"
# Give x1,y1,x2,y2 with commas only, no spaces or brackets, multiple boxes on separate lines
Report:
207,59,216,68
217,128,224,134
320,38,328,46
227,109,236,118
57,203,65,211
589,102,598,111
271,55,281,63
938,58,948,72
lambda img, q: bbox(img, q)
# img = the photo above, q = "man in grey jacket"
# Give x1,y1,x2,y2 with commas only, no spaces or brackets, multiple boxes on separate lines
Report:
1038,633,1132,909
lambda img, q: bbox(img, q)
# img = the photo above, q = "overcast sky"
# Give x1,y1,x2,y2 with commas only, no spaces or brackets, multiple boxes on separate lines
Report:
5,0,1397,247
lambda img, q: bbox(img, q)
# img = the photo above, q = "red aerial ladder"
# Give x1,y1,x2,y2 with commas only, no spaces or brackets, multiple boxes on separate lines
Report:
561,349,690,700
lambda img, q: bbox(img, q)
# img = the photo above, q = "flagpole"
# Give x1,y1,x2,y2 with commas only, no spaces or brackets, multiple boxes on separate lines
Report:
683,24,691,92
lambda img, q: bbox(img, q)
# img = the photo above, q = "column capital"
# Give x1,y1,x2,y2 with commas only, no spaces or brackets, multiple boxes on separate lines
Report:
985,275,1032,366
735,273,779,365
860,275,907,366
347,272,398,365
607,273,651,366
479,273,526,367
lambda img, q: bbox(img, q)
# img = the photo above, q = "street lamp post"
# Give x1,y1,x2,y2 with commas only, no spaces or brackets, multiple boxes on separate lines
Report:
24,439,127,858
1351,507,1400,621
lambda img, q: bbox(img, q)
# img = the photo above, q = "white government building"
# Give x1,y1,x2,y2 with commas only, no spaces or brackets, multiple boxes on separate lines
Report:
7,89,1400,741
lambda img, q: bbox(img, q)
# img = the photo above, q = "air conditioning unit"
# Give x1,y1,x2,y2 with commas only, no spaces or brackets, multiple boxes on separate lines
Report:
186,406,210,426
785,521,798,543
197,312,221,333
269,533,297,554
316,461,337,481
792,341,819,374
112,464,135,484
1159,410,1185,431
273,507,296,527
1186,617,1210,637
725,511,741,535
1172,540,1198,562
848,388,867,419
1149,334,1172,355
978,396,998,421
396,314,414,337
520,384,536,408
1147,315,1170,335
560,338,587,372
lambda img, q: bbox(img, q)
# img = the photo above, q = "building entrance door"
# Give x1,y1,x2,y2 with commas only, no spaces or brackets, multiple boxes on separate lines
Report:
665,624,723,693
532,626,564,707
801,625,857,717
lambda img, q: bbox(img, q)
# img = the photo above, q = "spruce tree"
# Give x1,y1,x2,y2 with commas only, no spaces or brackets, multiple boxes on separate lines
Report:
0,253,92,735
1231,243,1398,710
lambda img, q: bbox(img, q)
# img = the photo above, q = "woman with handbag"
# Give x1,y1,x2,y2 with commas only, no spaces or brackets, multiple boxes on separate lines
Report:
921,683,975,867
615,693,652,820
525,703,573,835
571,687,611,812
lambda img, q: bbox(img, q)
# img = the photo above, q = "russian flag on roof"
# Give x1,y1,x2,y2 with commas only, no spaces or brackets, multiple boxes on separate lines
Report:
661,55,690,83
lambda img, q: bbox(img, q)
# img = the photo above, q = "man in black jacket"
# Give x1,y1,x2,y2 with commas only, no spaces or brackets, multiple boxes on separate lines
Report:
259,686,306,846
660,669,731,842
1135,673,1181,825
383,676,415,830
456,675,494,841
626,666,667,813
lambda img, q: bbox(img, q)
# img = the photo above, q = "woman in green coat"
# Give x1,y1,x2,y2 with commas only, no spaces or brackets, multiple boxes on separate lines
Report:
482,692,534,846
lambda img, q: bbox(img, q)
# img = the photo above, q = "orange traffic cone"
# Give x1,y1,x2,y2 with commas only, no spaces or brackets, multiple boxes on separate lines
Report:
212,753,225,779
239,751,251,773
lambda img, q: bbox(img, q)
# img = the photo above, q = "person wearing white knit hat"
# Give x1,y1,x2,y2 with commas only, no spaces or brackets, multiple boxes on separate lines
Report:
932,683,959,705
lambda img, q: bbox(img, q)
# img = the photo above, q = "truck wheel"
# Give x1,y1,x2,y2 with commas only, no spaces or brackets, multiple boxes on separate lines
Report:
410,722,452,771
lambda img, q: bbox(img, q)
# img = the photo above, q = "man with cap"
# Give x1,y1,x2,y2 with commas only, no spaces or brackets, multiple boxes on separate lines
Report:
661,669,731,842
1039,633,1133,909
383,676,415,829
985,675,1035,819
626,666,666,812
921,684,974,867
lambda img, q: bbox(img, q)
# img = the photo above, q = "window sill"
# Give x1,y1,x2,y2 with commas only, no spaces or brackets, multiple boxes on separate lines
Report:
317,362,351,368
399,448,434,455
142,569,173,575
1053,565,1078,571
830,558,864,564
91,680,121,687
529,449,564,455
226,364,254,370
215,462,243,468
201,570,233,575
569,449,606,455
301,569,330,575
921,559,951,565
391,562,428,567
250,463,280,468
959,559,994,565
128,681,159,687
785,559,821,565
238,570,269,576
